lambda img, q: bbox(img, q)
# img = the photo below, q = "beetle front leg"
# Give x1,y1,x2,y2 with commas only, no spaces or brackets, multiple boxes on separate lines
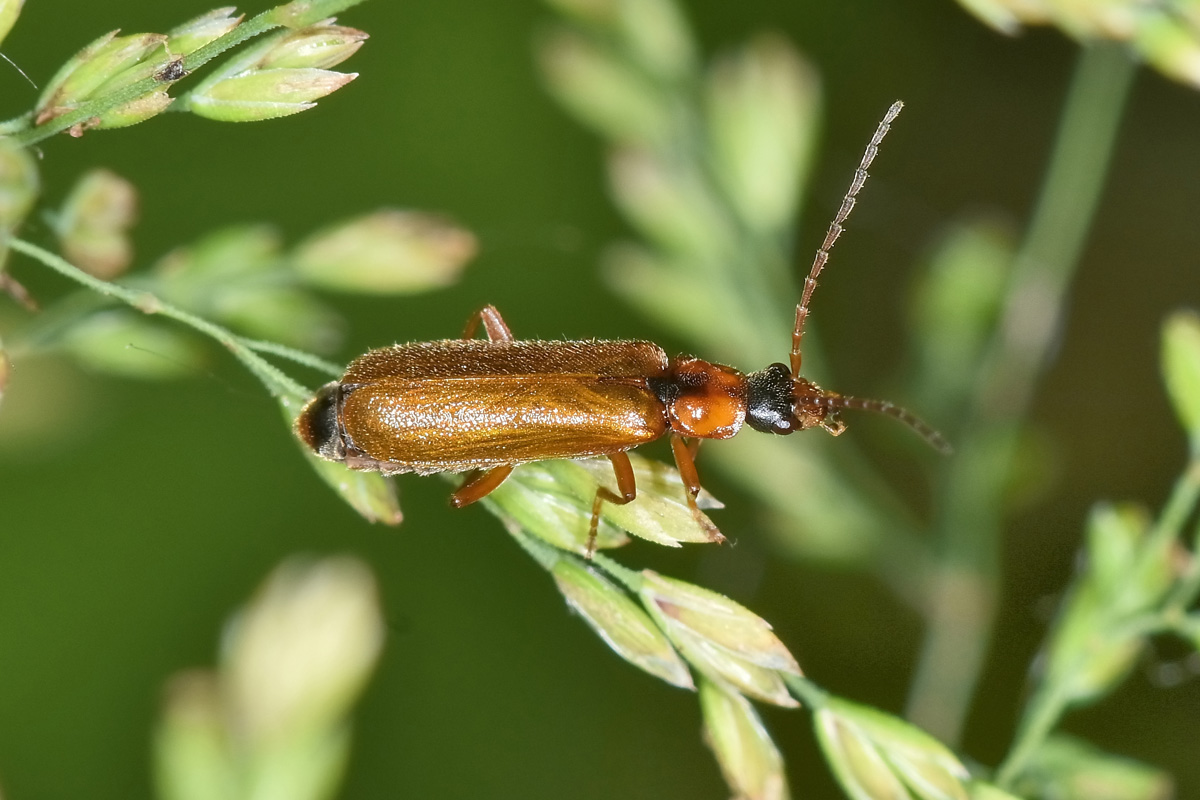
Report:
462,305,514,343
586,451,637,558
670,436,724,544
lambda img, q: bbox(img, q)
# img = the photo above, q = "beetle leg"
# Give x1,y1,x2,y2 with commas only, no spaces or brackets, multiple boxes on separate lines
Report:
670,436,723,544
462,305,514,343
586,452,638,558
450,464,515,507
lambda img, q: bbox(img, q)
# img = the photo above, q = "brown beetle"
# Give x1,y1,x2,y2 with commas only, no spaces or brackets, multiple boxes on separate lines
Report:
296,102,947,551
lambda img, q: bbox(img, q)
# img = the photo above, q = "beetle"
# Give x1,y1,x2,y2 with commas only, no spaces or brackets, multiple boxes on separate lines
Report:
296,101,947,552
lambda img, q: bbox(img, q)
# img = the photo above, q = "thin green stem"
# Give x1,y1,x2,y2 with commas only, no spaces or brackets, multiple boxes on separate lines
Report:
980,43,1136,421
1148,459,1200,554
1161,466,1200,610
1165,610,1200,642
501,520,645,592
1166,559,1200,613
6,237,311,403
783,673,829,709
3,280,342,378
906,42,1136,747
995,684,1070,788
1142,459,1200,613
591,551,643,592
1108,610,1175,642
241,338,343,377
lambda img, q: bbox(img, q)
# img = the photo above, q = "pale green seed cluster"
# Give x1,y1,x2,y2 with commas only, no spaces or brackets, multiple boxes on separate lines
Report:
292,210,477,294
0,0,375,304
815,697,972,800
53,169,137,280
699,681,788,800
1,0,367,143
0,0,22,51
35,31,179,131
498,514,803,797
957,0,1200,89
978,315,1200,796
154,557,383,800
185,23,365,122
640,570,801,705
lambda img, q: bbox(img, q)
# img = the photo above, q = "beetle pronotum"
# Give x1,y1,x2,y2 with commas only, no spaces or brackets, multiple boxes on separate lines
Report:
296,101,947,552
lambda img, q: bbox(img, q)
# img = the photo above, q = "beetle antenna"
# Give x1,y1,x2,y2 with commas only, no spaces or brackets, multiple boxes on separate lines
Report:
790,100,903,378
810,392,952,455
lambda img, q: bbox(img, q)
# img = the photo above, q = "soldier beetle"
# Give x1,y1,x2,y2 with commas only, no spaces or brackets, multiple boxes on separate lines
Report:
296,101,948,553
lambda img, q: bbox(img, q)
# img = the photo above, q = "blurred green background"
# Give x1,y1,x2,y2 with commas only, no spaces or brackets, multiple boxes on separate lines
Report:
2,0,1199,798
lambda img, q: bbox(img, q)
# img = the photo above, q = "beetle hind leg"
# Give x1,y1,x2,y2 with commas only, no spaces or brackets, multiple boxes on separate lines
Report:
462,305,514,343
586,452,638,558
451,465,515,508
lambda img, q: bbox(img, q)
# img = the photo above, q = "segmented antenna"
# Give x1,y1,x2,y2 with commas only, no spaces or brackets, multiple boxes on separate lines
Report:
811,393,952,455
790,100,903,377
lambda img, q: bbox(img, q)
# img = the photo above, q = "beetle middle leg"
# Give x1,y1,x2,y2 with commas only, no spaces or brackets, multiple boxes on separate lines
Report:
670,436,723,544
586,451,637,558
450,464,515,507
462,304,514,343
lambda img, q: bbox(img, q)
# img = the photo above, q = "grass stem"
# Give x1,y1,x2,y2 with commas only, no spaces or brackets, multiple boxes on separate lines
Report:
906,41,1137,747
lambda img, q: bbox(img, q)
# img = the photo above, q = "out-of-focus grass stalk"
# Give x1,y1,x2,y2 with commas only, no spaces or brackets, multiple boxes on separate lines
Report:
906,41,1137,745
991,662,1077,789
155,557,384,800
